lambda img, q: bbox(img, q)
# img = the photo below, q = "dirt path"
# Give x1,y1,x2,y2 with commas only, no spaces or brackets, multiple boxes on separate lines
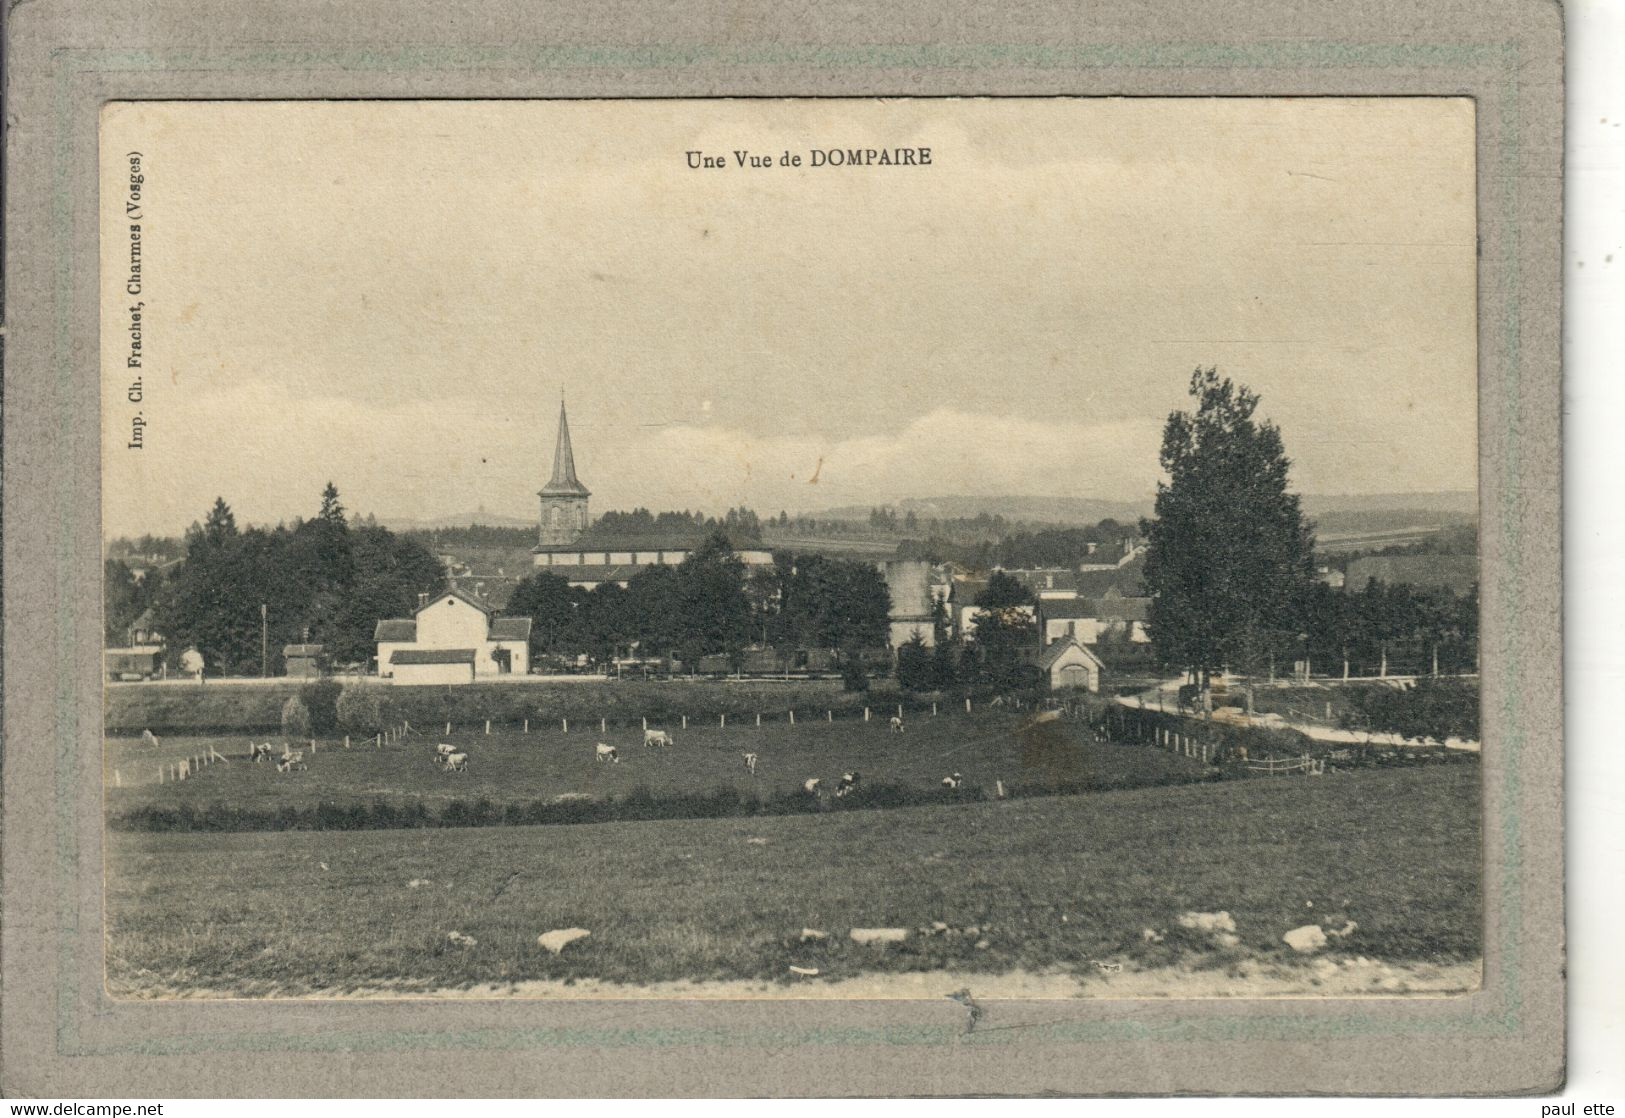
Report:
120,956,1480,1002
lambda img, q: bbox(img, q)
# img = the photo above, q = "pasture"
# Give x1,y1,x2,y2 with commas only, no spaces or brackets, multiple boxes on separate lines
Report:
104,711,1209,816
104,765,1482,997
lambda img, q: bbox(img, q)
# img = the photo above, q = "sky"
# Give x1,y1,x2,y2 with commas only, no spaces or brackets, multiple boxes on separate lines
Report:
100,99,1478,539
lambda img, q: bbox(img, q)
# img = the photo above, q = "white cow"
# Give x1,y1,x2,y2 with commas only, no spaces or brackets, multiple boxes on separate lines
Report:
442,752,468,773
644,729,673,749
596,743,619,764
835,771,861,797
742,752,759,775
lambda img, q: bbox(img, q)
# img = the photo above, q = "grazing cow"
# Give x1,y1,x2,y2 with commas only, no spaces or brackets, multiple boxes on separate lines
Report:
941,772,963,790
889,715,905,734
141,729,161,750
835,771,861,797
803,777,822,795
643,729,673,749
442,751,468,773
596,743,619,764
742,752,758,775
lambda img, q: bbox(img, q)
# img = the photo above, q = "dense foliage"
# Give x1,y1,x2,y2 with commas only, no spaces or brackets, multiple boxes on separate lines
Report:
1142,370,1317,683
124,487,444,676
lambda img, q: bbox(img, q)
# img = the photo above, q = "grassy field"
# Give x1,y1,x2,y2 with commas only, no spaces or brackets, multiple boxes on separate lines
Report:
104,765,1480,996
105,711,1208,814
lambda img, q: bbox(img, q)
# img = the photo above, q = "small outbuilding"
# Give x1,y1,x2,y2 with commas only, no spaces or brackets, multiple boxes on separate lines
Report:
1037,637,1105,693
282,643,325,678
388,648,477,685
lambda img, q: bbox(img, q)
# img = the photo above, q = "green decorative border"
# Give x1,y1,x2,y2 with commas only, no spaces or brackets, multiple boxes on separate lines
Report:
56,40,1524,1055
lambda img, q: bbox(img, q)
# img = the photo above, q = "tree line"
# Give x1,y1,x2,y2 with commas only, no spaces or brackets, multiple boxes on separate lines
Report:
105,485,444,675
506,538,892,668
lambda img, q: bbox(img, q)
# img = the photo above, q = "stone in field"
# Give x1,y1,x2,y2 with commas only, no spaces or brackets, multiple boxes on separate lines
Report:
537,928,592,955
849,927,909,946
1283,924,1328,953
1176,911,1237,934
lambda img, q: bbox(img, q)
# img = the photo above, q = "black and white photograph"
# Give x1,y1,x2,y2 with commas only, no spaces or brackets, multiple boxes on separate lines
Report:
98,97,1484,1002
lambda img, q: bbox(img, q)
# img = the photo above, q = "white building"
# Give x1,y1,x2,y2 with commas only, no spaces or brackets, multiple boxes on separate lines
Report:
374,589,532,683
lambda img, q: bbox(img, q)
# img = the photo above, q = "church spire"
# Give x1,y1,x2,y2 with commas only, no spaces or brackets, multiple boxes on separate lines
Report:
540,394,590,498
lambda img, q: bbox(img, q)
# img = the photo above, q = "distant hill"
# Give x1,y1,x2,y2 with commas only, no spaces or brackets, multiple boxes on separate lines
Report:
815,495,1153,526
376,509,533,532
1299,491,1477,517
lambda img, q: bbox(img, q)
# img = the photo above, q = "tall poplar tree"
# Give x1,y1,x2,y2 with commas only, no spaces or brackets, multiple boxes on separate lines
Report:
1141,368,1315,686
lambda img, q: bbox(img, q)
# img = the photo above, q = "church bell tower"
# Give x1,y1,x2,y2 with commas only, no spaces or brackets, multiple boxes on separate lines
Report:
537,395,590,546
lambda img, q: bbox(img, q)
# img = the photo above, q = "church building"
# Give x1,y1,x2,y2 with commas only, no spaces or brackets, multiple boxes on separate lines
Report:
531,398,773,588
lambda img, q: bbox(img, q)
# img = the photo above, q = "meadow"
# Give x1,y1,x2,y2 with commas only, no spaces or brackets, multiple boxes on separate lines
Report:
104,711,1209,816
104,765,1482,997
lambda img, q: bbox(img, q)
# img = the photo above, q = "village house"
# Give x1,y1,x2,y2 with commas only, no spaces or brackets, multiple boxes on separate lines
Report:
1036,597,1153,648
373,588,532,683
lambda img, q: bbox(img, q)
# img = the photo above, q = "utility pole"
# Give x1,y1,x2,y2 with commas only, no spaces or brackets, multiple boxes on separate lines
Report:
260,604,268,678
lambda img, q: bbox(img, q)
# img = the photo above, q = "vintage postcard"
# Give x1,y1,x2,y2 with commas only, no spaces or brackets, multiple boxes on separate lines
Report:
97,98,1486,1002
2,0,1565,1093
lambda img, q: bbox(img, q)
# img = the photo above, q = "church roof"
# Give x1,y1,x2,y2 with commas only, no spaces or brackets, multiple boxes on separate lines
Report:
539,397,591,498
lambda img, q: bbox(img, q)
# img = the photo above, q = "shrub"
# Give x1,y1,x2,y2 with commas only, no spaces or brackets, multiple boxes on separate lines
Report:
300,678,343,734
280,695,311,739
336,686,385,734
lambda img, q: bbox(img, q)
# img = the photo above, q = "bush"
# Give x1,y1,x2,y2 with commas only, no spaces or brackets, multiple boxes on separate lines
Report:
280,695,311,739
336,686,385,734
300,678,343,734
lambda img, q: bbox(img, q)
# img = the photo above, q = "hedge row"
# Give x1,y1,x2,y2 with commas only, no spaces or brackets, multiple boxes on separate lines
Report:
108,771,1232,833
106,677,882,736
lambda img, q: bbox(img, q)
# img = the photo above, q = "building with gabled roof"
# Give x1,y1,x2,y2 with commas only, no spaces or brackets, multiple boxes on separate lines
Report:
374,588,532,681
1037,637,1104,692
1037,596,1152,649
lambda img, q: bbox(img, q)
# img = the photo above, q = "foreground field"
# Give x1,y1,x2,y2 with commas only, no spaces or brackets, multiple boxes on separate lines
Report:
105,712,1207,814
105,765,1480,997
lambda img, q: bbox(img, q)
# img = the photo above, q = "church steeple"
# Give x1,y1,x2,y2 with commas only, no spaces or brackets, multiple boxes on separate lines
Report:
540,395,590,498
537,393,590,546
